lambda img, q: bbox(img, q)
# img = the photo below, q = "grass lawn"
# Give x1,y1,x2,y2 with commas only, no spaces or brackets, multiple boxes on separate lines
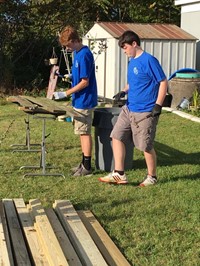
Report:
0,100,200,266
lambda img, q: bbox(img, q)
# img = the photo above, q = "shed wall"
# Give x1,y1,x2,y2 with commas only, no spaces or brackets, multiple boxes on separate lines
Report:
141,40,196,77
83,24,196,100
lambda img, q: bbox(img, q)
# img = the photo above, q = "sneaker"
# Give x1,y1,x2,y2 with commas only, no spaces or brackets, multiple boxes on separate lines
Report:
71,163,82,174
139,175,157,187
73,164,92,177
98,171,128,184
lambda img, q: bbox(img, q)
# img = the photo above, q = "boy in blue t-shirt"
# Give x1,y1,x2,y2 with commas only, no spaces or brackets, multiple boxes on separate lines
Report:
54,26,97,176
99,30,168,186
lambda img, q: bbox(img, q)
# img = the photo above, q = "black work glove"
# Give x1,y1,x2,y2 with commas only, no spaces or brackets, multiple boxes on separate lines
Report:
151,104,162,117
113,91,126,101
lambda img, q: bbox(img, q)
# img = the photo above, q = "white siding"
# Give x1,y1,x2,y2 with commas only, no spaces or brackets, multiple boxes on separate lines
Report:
83,23,196,100
180,12,200,39
142,40,196,79
175,0,200,5
175,0,200,70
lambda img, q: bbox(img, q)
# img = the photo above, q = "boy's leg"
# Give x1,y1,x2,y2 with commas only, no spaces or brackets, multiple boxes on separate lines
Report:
80,134,92,157
98,106,131,184
112,138,126,171
72,109,93,176
139,148,157,187
131,113,158,187
144,148,157,177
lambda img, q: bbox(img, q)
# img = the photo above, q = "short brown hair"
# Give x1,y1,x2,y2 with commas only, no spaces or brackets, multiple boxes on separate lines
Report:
118,30,140,47
59,26,81,46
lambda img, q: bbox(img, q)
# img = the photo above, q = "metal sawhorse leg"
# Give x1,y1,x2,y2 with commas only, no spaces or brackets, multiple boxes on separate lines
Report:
11,114,40,152
20,115,65,178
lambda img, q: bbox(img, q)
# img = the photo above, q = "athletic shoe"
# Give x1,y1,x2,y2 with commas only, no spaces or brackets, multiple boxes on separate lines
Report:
71,163,82,174
139,175,157,187
98,171,128,184
73,163,92,177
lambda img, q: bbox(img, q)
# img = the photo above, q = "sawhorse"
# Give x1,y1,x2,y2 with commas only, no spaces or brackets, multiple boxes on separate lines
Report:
11,114,40,152
20,115,65,178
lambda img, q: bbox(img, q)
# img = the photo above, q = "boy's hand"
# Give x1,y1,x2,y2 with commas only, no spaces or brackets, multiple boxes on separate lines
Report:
151,104,162,117
53,91,67,100
62,74,72,82
113,91,126,101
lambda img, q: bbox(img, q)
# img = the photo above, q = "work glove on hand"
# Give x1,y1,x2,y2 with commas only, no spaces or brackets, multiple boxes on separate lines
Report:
151,104,162,117
55,71,72,82
62,74,72,82
113,91,126,101
53,91,67,100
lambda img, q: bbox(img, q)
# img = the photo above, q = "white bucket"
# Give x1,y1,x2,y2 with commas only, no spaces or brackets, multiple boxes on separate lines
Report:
49,58,58,65
177,97,190,109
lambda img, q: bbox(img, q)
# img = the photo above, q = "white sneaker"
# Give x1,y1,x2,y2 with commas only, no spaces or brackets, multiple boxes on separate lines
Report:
98,171,128,184
139,175,157,187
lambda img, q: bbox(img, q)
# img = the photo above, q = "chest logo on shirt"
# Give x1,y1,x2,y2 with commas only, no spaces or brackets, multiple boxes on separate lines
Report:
133,67,138,75
75,60,79,68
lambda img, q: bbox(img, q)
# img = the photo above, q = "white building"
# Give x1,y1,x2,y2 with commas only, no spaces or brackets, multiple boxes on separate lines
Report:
175,0,200,70
83,22,196,100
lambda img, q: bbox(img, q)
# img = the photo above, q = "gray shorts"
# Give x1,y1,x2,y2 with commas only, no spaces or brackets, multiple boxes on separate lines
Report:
73,108,94,135
111,105,159,152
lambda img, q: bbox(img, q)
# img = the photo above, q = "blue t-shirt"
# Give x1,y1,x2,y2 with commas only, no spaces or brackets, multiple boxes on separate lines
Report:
71,46,97,109
127,51,166,112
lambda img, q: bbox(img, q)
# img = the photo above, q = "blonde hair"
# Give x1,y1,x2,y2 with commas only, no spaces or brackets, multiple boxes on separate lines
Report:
59,26,81,46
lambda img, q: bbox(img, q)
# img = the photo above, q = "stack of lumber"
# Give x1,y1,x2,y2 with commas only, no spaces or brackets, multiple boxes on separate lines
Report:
0,199,131,266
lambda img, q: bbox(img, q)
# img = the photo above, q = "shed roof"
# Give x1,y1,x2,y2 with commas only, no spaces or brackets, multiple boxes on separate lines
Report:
95,22,197,40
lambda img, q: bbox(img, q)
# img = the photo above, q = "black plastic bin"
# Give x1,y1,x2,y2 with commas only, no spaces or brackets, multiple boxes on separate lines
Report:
92,107,134,172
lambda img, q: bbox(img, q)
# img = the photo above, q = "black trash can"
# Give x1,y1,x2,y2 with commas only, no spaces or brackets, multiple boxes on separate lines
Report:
93,107,134,172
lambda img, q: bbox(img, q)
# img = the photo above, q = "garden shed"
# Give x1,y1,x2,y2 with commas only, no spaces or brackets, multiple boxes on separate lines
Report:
83,22,197,100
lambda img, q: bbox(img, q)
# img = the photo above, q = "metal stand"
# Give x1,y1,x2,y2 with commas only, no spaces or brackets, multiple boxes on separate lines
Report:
20,115,65,178
11,114,40,152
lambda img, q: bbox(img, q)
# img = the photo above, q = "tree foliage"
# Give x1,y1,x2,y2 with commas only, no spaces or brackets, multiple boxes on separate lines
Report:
0,0,180,92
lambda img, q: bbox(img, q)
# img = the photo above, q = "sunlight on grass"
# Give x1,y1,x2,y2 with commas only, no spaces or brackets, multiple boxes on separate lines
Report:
0,103,199,266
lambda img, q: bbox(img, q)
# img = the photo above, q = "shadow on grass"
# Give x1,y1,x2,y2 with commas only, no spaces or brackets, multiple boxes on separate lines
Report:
132,140,200,182
159,172,200,183
132,141,200,169
155,141,200,166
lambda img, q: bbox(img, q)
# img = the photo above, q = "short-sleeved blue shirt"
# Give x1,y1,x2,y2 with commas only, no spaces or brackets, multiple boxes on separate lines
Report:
71,46,97,109
127,51,166,112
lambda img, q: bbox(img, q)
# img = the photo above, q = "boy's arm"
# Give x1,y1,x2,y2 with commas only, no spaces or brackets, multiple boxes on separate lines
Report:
156,78,168,106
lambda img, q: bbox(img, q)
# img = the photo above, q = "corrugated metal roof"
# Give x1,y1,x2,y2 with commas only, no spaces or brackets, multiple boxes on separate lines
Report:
96,22,197,40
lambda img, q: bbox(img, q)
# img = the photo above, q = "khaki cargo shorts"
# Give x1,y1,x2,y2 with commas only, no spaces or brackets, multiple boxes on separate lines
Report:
73,108,94,135
110,105,159,152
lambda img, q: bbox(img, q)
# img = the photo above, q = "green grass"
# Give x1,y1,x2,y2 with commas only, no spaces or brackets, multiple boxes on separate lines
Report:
0,100,200,266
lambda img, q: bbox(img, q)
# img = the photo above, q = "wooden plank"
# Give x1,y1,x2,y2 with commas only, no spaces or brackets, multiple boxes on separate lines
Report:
47,65,59,99
18,106,57,115
7,96,38,109
78,210,131,266
53,200,108,266
14,199,49,266
29,199,69,266
64,106,84,118
45,208,82,266
3,199,32,266
23,96,66,113
22,96,82,118
0,201,14,266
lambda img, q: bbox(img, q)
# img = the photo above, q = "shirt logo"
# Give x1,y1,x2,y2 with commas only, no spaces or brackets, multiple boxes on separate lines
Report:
133,67,138,75
75,60,79,68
